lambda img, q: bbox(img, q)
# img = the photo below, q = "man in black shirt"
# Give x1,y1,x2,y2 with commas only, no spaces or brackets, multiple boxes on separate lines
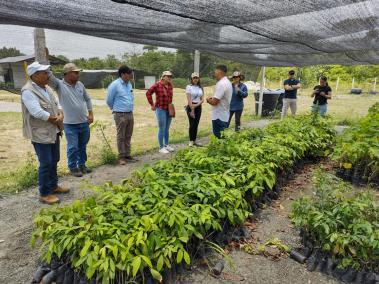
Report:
281,70,301,119
311,76,332,116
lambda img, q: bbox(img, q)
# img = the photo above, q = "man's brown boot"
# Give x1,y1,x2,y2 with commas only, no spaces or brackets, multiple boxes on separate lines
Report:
118,158,127,165
39,194,60,205
53,186,70,194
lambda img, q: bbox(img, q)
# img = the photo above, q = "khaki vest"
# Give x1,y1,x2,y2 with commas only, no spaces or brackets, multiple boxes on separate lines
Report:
20,80,59,144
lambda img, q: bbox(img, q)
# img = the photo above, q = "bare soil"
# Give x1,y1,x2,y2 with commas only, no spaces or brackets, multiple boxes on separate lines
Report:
181,161,339,284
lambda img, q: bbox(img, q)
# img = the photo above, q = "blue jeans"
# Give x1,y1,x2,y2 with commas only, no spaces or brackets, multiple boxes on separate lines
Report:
155,108,172,148
64,123,90,170
311,104,327,116
212,119,228,139
32,135,60,196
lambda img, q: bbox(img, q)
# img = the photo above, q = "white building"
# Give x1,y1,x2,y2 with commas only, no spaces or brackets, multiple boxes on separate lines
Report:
0,55,66,89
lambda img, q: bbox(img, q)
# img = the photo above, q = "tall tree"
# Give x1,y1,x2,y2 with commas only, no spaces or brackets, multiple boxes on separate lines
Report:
0,46,24,59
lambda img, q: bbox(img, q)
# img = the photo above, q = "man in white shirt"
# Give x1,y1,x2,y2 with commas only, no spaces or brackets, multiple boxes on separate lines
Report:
206,65,233,138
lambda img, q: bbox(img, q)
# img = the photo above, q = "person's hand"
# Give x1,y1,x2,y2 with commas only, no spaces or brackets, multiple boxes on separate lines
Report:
235,85,240,92
87,113,94,124
320,92,326,97
151,105,156,111
56,113,64,123
48,115,58,124
206,97,212,104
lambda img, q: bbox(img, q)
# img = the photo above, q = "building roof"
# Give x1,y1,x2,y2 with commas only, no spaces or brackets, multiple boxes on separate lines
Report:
0,55,67,65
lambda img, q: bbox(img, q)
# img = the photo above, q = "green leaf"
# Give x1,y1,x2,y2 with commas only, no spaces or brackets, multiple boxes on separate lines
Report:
132,256,141,277
150,268,162,281
176,249,183,263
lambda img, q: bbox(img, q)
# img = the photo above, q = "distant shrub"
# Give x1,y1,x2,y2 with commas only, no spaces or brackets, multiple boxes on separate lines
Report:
102,74,117,88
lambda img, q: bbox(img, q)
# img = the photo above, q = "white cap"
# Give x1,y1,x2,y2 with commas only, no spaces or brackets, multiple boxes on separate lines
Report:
27,61,50,76
162,70,173,77
232,71,241,77
191,72,200,78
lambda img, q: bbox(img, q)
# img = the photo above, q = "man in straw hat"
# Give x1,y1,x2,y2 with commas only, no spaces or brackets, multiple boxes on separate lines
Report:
48,62,93,177
21,61,68,204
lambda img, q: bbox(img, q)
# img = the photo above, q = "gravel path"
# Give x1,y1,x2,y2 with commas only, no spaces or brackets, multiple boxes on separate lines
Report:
182,162,338,284
0,99,106,113
0,101,21,112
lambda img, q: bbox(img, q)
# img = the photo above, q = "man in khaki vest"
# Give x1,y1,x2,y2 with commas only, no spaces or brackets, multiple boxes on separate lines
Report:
21,62,69,204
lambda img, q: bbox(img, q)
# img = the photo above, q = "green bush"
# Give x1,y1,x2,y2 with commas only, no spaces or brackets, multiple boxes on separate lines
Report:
172,78,189,89
102,75,117,88
32,115,334,283
333,102,379,184
291,169,379,271
12,153,38,191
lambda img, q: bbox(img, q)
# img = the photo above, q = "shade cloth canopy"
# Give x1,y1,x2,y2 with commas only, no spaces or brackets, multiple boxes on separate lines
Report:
1,0,378,66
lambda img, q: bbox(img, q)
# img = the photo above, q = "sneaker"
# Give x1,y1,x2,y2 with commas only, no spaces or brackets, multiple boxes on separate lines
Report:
39,194,60,205
52,186,70,194
189,141,194,147
159,147,170,154
165,145,175,152
79,165,92,174
70,167,83,177
125,156,138,163
118,158,127,165
194,141,203,147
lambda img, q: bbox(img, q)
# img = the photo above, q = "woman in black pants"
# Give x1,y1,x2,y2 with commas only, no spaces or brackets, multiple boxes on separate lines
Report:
186,72,204,147
228,71,248,131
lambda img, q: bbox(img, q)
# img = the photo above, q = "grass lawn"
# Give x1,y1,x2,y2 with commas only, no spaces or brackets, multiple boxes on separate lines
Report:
0,87,378,193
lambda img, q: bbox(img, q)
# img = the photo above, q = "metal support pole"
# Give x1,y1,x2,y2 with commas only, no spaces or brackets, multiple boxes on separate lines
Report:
373,77,377,93
34,28,49,64
335,77,340,94
352,77,355,89
258,66,265,117
194,50,200,74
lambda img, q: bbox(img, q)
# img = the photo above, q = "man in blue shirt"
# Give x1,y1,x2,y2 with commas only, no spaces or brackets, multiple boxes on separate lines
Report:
106,65,136,165
228,71,248,131
281,70,301,119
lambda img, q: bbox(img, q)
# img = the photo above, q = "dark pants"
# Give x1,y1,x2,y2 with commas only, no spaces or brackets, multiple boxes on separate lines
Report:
228,109,243,131
186,105,202,142
212,119,228,139
114,112,134,158
32,135,60,196
64,122,90,170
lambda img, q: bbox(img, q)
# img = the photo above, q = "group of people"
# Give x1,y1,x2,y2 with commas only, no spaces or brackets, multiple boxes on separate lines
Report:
21,61,331,205
281,70,332,119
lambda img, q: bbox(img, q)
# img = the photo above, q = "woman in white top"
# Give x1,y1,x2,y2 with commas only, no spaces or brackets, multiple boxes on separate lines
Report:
186,72,204,146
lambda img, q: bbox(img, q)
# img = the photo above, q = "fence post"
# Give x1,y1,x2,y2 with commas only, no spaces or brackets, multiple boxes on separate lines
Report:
258,66,266,117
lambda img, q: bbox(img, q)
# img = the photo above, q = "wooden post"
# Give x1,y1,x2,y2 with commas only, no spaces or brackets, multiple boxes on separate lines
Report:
258,66,265,117
352,77,355,89
194,50,200,74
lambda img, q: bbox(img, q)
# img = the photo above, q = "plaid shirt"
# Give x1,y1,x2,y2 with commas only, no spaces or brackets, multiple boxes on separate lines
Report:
146,81,173,110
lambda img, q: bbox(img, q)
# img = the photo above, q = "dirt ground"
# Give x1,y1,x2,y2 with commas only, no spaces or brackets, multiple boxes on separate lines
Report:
182,161,338,284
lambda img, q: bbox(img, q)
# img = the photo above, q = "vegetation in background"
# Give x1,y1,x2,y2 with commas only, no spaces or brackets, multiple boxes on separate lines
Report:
291,169,378,271
0,46,24,59
31,115,334,283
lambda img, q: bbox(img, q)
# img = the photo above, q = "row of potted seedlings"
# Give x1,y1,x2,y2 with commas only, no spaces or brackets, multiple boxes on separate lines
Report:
31,115,335,284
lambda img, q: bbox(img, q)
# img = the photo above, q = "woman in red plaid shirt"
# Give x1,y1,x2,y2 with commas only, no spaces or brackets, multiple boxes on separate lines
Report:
146,71,175,154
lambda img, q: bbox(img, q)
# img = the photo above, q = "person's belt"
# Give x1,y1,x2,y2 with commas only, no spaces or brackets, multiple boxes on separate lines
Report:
113,111,133,114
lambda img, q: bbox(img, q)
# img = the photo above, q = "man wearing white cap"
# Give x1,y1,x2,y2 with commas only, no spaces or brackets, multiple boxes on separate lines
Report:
21,62,68,205
48,62,93,177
